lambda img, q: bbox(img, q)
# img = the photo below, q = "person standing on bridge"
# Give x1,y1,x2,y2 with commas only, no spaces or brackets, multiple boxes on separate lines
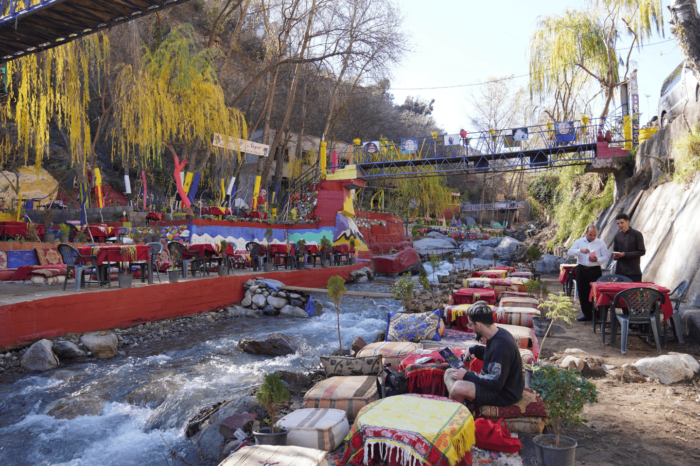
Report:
568,225,610,322
612,213,646,282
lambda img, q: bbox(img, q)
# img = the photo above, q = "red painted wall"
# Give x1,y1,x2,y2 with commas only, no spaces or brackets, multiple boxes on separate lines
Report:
355,210,412,256
0,262,367,350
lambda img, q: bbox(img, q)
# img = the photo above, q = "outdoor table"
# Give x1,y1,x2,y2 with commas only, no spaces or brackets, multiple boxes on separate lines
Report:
187,243,237,271
82,224,116,243
78,244,151,285
0,221,45,240
453,287,496,306
249,211,269,219
399,348,473,397
559,264,577,296
267,244,295,268
589,282,673,344
206,206,231,216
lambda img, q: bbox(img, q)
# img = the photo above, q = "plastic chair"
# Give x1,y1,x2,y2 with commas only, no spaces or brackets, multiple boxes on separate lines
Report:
167,242,200,279
333,246,350,266
144,242,163,284
308,245,329,267
57,244,100,292
107,227,129,243
594,274,632,337
612,287,665,355
274,245,295,270
245,242,265,271
666,280,689,344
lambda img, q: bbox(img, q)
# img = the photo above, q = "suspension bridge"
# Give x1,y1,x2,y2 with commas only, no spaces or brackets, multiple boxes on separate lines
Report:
0,0,191,62
329,113,631,180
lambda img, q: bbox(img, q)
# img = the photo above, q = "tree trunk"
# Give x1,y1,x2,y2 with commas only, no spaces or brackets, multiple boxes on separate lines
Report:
670,0,700,84
252,68,280,193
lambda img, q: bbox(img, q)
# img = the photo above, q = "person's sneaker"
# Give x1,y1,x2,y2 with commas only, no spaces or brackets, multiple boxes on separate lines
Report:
577,315,592,322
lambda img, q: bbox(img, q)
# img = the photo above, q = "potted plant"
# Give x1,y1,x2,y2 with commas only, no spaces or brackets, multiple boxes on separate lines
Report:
349,237,357,265
327,276,348,355
534,292,576,345
118,246,137,288
492,252,499,267
526,245,543,277
531,365,599,466
168,249,180,283
295,238,306,270
320,236,332,268
429,253,441,282
418,269,430,291
41,210,55,242
263,227,274,272
525,277,548,301
390,273,414,312
218,240,229,276
253,373,290,445
59,224,71,243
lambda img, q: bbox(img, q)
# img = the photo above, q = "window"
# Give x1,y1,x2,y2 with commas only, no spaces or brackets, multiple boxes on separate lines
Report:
661,63,684,96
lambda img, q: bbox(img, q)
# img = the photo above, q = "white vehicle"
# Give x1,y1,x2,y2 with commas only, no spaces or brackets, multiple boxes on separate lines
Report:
658,61,700,128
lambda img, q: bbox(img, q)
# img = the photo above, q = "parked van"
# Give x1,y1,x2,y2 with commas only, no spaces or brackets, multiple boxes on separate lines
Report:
658,62,699,128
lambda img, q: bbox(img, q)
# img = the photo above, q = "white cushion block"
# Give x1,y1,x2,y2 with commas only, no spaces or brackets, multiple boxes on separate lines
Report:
220,445,329,466
277,408,350,452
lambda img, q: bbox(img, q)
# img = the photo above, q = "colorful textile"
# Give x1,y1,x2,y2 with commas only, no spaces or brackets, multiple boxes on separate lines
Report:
509,272,532,279
0,222,44,239
10,265,70,281
472,270,507,279
441,329,478,343
278,408,350,452
453,288,496,306
507,278,529,292
222,445,329,466
499,297,539,309
320,355,383,377
497,292,530,300
499,417,545,435
518,349,536,366
465,278,491,288
479,389,547,419
356,342,421,369
470,446,523,466
474,418,521,454
30,266,67,279
341,394,475,466
304,376,379,422
446,304,494,323
491,266,515,273
35,247,64,266
0,251,7,270
493,307,539,328
399,349,472,396
386,310,443,342
589,282,673,320
488,279,513,287
558,264,577,284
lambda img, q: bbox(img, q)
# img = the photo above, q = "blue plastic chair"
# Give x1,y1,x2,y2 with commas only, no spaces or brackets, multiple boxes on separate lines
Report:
57,244,100,292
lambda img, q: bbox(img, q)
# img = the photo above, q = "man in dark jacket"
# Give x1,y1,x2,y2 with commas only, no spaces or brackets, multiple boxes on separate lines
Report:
612,213,646,282
444,301,524,406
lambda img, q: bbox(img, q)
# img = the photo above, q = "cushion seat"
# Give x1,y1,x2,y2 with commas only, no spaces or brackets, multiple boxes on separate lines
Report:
277,408,349,452
355,342,421,369
220,445,329,466
478,388,547,436
303,376,379,422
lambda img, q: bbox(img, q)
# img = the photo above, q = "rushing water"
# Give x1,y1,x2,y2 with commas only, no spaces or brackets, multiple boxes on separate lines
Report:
0,278,403,466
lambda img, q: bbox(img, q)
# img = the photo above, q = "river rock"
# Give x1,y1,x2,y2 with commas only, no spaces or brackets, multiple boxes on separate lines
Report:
427,231,458,247
52,340,86,360
237,333,299,356
493,236,523,261
245,308,261,318
413,237,457,251
351,336,367,354
267,296,287,309
80,332,118,358
290,299,304,308
251,294,267,308
475,246,496,261
535,254,565,274
560,355,584,371
240,296,252,307
262,305,279,316
21,339,59,371
356,276,369,283
126,380,179,408
289,293,301,299
219,413,256,440
279,304,308,318
633,353,700,384
47,395,105,419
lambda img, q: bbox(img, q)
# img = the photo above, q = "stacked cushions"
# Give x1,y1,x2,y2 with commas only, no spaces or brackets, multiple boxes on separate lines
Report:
519,348,536,366
220,445,329,466
320,355,382,377
385,310,445,342
303,376,379,422
356,342,421,368
277,408,349,452
498,291,531,300
35,247,64,266
479,388,548,435
500,297,539,309
487,324,539,355
494,307,540,328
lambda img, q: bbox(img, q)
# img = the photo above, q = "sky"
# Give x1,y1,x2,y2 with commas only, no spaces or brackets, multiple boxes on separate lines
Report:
389,0,685,135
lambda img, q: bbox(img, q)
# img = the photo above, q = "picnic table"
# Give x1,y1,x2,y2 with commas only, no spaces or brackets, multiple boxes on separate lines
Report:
589,282,673,344
0,221,45,240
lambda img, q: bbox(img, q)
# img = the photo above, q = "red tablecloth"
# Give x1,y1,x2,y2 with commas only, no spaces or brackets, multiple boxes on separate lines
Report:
205,207,231,216
146,212,165,221
78,245,151,265
558,264,577,284
453,288,496,305
187,243,235,257
399,349,473,397
268,244,295,256
333,244,355,254
590,282,673,320
82,225,116,242
0,222,45,239
471,271,506,279
249,211,269,219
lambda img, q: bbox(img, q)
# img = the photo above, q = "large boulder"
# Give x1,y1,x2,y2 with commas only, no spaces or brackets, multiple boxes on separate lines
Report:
427,231,458,247
475,246,496,261
237,333,300,356
493,236,523,261
266,296,288,309
351,336,367,354
279,305,308,318
373,248,422,275
535,254,565,274
47,395,105,419
634,353,700,384
52,341,86,360
413,237,457,251
251,294,267,308
21,339,59,371
80,332,118,358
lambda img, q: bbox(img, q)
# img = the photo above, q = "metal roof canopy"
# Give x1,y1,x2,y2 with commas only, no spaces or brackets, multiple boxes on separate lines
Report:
0,0,193,62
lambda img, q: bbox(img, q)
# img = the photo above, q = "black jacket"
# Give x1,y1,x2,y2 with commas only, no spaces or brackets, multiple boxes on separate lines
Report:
463,328,524,406
613,228,646,276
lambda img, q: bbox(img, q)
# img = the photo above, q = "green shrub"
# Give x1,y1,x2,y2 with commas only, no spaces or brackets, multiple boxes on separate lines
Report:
390,273,414,309
673,123,700,185
418,269,430,290
255,373,290,432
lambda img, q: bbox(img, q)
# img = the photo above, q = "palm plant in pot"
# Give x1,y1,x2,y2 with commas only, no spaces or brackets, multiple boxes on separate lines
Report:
263,227,274,272
118,246,137,288
531,365,598,466
320,236,332,267
253,373,290,445
295,238,306,270
59,224,71,243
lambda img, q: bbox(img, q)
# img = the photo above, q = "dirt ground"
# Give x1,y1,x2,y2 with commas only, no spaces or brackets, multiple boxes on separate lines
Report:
523,275,700,466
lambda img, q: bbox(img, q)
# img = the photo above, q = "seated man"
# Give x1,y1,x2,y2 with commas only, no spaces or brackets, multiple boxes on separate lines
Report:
444,301,524,406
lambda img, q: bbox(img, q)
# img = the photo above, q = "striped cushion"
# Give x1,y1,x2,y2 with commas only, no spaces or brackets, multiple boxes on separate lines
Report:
498,291,531,300
356,342,422,368
519,348,536,366
486,324,539,355
303,376,379,422
494,307,541,328
499,297,539,309
277,408,349,452
220,445,329,466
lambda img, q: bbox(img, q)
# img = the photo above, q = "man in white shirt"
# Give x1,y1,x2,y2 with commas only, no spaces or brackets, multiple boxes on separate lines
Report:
567,225,610,322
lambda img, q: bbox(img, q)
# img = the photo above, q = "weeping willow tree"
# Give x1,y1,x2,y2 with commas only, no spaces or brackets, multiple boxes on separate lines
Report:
0,35,109,175
529,1,663,118
392,174,453,220
112,24,247,190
